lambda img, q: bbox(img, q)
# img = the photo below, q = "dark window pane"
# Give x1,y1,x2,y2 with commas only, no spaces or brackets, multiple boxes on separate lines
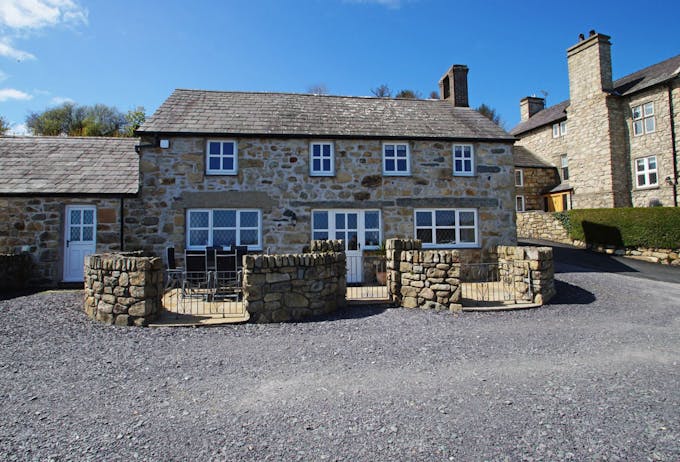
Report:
83,210,94,224
313,231,328,240
460,229,476,243
313,211,328,230
313,159,321,171
240,211,259,228
189,229,209,246
348,213,357,229
385,145,395,156
416,229,432,243
649,172,657,185
455,159,463,171
436,228,455,244
240,229,258,246
213,229,236,247
70,227,81,241
436,210,455,226
313,144,321,156
335,231,344,240
190,211,209,228
213,210,236,228
209,142,220,155
322,159,331,171
397,159,407,171
223,157,234,171
396,145,407,156
209,157,220,170
459,212,476,226
416,211,431,226
364,211,379,229
347,232,358,250
385,159,395,171
323,144,331,156
223,142,234,155
82,226,93,241
71,210,81,225
365,231,380,246
336,213,345,229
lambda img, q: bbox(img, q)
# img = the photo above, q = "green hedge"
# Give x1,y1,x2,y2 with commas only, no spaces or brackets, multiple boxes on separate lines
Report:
557,208,680,249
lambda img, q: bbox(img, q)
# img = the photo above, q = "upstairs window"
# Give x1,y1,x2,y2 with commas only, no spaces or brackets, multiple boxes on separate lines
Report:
310,142,334,176
632,102,655,136
515,169,524,187
635,155,658,188
560,154,569,181
453,144,474,176
552,121,567,138
206,140,237,175
383,143,410,175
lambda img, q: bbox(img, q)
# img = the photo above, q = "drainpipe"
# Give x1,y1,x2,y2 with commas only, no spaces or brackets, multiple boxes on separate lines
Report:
669,83,678,207
120,197,125,251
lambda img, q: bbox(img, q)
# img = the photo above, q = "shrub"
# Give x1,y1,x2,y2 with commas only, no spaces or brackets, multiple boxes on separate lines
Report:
565,208,680,249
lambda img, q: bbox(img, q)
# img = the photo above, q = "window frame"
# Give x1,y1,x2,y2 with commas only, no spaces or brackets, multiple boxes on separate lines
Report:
206,139,238,175
413,208,479,249
515,195,526,212
552,121,567,138
186,208,262,250
382,142,411,176
635,155,658,189
309,141,335,176
632,102,656,136
560,154,569,181
514,168,524,187
453,144,475,176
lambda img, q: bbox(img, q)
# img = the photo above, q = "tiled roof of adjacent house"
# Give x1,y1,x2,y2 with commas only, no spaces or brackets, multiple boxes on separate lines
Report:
513,146,554,168
510,53,680,136
138,90,515,141
509,101,569,136
0,136,139,195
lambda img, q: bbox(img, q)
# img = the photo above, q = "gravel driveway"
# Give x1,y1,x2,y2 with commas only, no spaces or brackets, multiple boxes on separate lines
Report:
1,268,679,461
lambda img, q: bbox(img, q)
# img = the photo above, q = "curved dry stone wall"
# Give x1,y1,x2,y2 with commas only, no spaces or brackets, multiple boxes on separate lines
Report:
497,245,555,304
0,254,32,292
242,240,346,323
84,253,163,327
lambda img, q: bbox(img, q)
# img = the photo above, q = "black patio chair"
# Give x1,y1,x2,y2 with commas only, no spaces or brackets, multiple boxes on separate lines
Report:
165,247,183,291
214,249,241,300
183,250,210,297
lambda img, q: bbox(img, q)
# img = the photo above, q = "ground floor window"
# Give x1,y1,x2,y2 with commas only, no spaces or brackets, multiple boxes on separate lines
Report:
312,210,381,251
635,155,658,188
516,195,526,212
186,209,261,250
414,209,478,248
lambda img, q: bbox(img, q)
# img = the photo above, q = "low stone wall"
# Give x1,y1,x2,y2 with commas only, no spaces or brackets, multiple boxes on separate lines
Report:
84,253,163,326
0,253,32,292
242,240,347,323
497,245,555,304
516,211,573,244
386,239,462,311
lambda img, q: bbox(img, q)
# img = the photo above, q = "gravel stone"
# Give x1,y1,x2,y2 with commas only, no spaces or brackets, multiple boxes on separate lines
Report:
0,267,679,461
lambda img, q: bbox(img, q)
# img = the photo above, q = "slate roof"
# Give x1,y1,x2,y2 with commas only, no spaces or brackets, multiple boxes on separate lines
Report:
510,53,680,136
138,90,515,141
0,136,139,195
513,146,554,168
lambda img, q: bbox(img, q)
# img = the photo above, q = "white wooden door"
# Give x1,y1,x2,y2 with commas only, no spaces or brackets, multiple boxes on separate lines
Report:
334,211,362,283
63,205,97,282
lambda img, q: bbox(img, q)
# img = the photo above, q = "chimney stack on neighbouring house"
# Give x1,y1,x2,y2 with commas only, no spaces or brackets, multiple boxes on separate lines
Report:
519,96,545,121
439,65,469,107
567,31,613,102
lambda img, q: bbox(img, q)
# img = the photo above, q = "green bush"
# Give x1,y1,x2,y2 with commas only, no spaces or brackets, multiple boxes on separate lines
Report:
564,208,680,249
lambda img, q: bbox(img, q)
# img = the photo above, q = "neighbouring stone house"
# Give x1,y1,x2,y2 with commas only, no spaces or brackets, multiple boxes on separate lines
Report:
510,31,680,210
0,137,139,286
129,64,518,283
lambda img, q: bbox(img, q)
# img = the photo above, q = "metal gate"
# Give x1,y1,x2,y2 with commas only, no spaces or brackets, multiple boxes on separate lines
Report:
163,270,246,318
460,261,534,307
345,254,389,302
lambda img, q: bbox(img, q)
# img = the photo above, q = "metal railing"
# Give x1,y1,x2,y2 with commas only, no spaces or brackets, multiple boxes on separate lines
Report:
460,262,533,306
345,254,389,301
163,270,246,318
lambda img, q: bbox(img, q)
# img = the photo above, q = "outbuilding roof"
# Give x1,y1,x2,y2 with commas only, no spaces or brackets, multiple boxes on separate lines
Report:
0,136,139,195
513,146,555,168
510,53,680,136
138,90,515,141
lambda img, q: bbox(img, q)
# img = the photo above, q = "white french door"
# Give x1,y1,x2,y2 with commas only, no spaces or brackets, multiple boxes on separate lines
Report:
312,209,381,284
63,205,97,282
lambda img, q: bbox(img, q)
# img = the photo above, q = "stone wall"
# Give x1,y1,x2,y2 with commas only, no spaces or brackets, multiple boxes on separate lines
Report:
516,211,573,244
0,196,125,286
497,245,556,304
84,253,163,327
128,137,517,265
515,166,561,210
0,253,32,292
242,240,347,323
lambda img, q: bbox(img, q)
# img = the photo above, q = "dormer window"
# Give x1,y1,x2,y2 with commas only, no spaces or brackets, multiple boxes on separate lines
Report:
310,142,335,176
382,143,410,175
206,140,237,175
552,121,567,138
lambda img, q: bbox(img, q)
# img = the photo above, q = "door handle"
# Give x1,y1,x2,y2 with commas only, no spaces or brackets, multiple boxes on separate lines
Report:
66,240,70,248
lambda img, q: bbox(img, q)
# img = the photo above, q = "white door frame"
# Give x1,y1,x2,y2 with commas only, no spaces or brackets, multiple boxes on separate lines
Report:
63,204,97,282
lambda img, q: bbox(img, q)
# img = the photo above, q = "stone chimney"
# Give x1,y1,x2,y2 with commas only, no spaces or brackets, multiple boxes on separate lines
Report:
519,96,545,121
438,65,469,107
567,31,613,102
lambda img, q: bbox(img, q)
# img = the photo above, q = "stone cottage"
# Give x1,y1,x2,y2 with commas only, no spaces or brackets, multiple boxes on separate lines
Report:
129,65,517,283
0,137,139,286
511,31,680,210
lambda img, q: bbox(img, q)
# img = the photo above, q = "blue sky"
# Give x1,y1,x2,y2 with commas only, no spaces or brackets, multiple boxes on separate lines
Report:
1,0,679,134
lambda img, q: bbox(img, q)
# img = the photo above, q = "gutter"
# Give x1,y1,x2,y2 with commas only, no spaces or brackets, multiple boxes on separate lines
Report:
669,83,679,207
